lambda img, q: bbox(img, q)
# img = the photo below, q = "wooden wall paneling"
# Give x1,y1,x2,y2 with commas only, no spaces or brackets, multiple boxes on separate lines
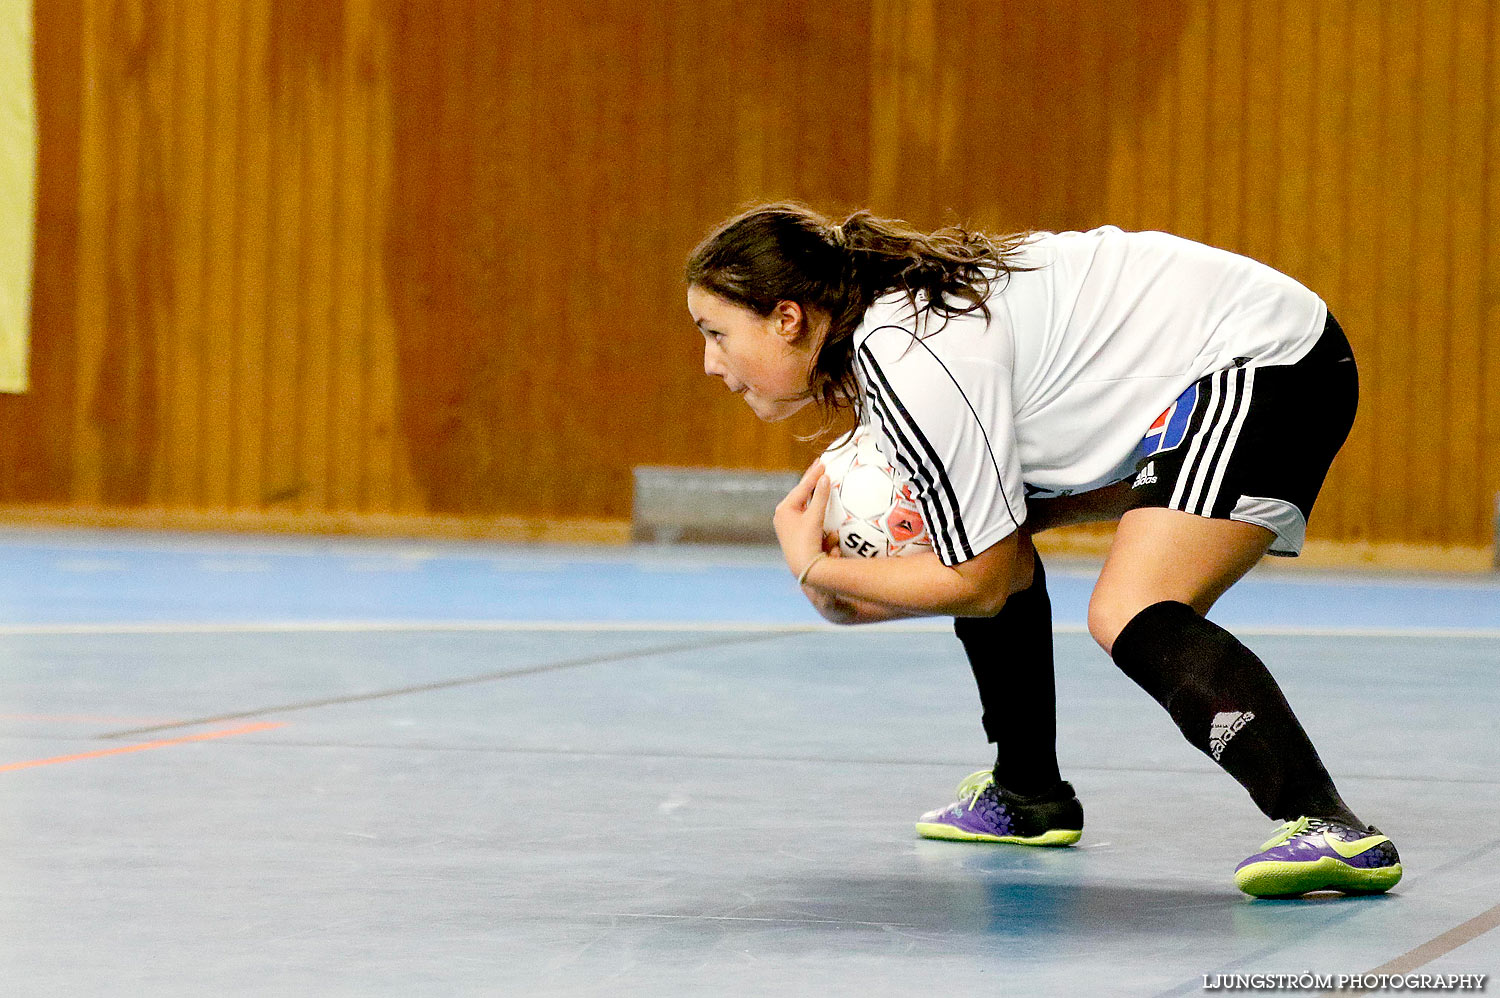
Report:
445,0,491,516
490,0,535,516
314,3,357,515
69,0,102,503
867,0,905,213
361,6,397,515
114,0,169,509
1048,1,1088,233
1102,1,1141,230
1308,0,1355,540
1341,4,1385,543
1410,0,1455,544
234,1,271,511
1133,2,1175,232
925,2,972,225
1375,2,1420,545
70,0,119,505
166,0,207,508
1171,3,1210,242
931,3,962,223
558,1,607,517
1239,0,1282,268
383,0,451,516
556,2,595,510
130,0,168,508
264,2,307,511
202,2,242,509
330,0,371,514
730,4,770,207
583,3,619,515
296,8,340,515
124,0,170,507
560,2,620,514
1443,0,1487,545
5,0,83,503
1205,0,1245,251
1045,1,1097,232
868,0,934,216
13,0,1500,552
804,2,874,215
445,0,487,514
87,0,139,504
1275,2,1315,285
1481,0,1500,546
71,0,106,501
656,3,747,502
1068,1,1112,230
1003,0,1045,230
764,0,800,198
602,2,676,516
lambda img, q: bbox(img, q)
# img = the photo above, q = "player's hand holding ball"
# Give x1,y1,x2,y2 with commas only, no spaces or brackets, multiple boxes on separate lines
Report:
773,460,831,582
776,425,934,623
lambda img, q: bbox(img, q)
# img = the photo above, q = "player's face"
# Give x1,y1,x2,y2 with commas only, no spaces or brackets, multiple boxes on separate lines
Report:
688,285,816,422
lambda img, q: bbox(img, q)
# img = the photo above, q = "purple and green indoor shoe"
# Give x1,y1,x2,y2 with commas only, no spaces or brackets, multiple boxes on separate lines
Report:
1234,816,1403,898
915,770,1083,846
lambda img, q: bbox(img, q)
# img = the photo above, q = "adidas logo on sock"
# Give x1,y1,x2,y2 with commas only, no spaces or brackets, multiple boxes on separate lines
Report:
1133,462,1158,488
1209,710,1255,760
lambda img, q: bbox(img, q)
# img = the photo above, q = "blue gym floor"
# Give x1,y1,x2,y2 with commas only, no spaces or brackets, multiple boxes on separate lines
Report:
0,528,1496,996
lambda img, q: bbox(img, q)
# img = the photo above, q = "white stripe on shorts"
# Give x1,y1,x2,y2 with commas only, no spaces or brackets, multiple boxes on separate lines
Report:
1199,367,1255,515
1171,368,1253,516
1169,371,1222,511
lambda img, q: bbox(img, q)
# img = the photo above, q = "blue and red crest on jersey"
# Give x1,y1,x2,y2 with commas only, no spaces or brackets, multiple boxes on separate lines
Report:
1141,383,1198,456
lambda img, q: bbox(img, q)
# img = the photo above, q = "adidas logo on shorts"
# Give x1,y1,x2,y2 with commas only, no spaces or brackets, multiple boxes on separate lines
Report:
1132,461,1158,488
1209,710,1255,760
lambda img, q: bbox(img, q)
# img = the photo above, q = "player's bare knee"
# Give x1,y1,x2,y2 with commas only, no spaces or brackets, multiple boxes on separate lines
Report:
1086,594,1132,655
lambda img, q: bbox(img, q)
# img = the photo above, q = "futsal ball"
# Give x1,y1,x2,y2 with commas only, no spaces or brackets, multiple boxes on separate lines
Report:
820,426,932,558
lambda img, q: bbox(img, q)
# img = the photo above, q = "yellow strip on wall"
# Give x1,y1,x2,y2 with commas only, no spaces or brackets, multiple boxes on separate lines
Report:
0,1,35,394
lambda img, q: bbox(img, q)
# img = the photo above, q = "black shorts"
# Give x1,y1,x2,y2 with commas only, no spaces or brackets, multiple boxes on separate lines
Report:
1117,313,1358,555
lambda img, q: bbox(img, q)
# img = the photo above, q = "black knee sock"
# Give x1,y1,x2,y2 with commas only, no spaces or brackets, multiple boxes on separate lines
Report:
1110,600,1360,825
953,552,1063,796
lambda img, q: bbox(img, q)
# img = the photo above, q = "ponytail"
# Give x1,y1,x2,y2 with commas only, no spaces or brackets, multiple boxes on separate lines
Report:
685,202,1030,435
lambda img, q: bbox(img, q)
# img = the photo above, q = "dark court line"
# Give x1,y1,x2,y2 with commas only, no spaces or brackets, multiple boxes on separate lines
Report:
129,736,1500,793
129,738,994,768
96,633,784,740
35,727,1500,791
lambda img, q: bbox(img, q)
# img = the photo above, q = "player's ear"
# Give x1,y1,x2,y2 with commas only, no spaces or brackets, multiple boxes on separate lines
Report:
769,300,806,342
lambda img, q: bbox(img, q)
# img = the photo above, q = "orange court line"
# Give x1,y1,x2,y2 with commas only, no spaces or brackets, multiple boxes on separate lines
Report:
0,721,286,773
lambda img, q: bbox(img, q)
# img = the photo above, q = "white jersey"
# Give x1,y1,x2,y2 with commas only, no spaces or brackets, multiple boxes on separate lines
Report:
852,226,1327,566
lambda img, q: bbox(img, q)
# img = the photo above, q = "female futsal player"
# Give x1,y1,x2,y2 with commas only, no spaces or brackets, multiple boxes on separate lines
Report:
684,202,1402,898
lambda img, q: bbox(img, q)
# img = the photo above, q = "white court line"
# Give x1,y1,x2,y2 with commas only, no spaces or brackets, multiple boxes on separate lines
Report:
0,619,1497,639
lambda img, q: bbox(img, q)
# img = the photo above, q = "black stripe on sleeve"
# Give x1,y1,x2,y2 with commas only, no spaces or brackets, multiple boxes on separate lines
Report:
857,344,974,562
862,379,959,564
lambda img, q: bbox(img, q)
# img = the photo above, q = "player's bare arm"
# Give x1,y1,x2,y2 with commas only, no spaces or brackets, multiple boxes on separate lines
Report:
775,462,1018,618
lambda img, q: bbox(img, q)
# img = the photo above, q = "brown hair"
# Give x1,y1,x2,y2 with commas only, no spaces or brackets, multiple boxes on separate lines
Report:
685,201,1031,435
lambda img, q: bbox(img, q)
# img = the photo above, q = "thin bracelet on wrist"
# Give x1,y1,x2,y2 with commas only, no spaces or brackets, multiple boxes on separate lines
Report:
797,551,828,587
